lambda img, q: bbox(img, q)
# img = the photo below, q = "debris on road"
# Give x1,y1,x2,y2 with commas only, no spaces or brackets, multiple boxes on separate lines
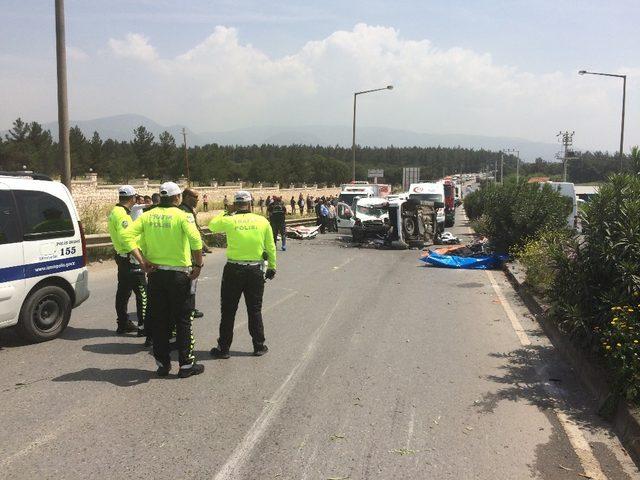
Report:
389,448,418,456
420,238,508,270
329,434,346,441
439,231,460,244
286,225,321,239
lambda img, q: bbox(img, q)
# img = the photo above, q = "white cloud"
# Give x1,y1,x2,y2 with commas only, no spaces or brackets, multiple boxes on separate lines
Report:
4,24,637,152
108,33,158,62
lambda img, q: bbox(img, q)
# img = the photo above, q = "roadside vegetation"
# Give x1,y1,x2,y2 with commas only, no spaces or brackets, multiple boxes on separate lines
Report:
1,117,631,186
463,179,571,253
466,167,640,403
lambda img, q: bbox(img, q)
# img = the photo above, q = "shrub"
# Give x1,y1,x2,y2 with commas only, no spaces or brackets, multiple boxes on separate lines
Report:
465,181,571,253
514,229,571,295
548,174,640,401
463,188,486,221
599,302,640,401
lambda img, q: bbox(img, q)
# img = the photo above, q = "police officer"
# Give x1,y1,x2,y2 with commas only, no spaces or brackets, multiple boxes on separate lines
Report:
122,182,205,378
209,191,276,358
268,195,287,251
179,187,206,319
108,185,148,337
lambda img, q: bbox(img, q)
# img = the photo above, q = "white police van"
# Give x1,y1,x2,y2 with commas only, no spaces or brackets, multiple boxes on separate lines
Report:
0,172,89,342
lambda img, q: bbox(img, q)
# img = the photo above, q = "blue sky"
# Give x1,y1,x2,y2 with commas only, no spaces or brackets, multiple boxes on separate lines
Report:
2,0,639,151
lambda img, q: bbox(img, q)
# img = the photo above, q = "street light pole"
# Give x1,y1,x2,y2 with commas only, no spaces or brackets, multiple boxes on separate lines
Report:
352,85,393,182
55,0,71,190
578,70,627,170
500,151,504,185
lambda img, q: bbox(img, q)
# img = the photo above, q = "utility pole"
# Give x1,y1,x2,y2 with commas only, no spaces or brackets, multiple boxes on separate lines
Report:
500,151,504,185
181,128,190,186
55,0,71,190
557,131,575,182
505,148,520,182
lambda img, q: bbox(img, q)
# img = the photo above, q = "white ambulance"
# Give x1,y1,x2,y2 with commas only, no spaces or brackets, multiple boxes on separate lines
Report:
0,172,90,342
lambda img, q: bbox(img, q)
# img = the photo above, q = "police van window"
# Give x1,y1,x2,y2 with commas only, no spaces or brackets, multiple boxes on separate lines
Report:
0,191,20,245
15,190,74,240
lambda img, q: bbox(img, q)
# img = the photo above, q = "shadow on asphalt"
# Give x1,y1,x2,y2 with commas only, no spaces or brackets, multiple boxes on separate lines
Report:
0,329,31,349
83,342,148,355
477,345,635,480
61,326,117,341
51,367,153,387
194,349,255,360
476,345,607,433
476,346,558,413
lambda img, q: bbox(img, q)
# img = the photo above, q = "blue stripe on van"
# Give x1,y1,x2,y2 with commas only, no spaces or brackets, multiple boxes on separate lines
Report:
0,256,84,283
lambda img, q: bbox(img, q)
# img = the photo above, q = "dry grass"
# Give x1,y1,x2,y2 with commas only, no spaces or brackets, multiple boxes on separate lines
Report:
78,201,111,235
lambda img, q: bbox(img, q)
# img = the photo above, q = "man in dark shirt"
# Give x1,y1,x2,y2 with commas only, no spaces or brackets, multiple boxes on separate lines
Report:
267,196,287,251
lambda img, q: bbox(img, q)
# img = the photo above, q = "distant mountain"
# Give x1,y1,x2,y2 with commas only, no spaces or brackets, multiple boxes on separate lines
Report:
200,124,559,161
41,114,204,145
5,114,560,161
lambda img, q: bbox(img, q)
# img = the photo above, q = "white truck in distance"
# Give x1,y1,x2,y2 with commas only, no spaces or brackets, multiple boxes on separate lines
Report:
336,183,391,235
545,182,578,229
338,182,391,206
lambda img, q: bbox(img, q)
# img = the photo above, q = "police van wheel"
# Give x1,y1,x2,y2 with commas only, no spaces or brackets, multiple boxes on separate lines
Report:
17,286,72,343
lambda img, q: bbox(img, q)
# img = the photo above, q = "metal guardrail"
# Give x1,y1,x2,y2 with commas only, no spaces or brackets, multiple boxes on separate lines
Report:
85,216,318,249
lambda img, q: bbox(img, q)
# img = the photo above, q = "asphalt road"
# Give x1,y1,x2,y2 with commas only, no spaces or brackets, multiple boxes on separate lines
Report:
0,210,638,479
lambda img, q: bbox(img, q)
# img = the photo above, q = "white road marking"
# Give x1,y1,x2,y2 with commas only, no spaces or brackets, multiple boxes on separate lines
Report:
1,431,59,468
405,408,415,449
234,290,298,331
332,256,355,271
213,297,344,480
486,270,607,480
486,271,530,346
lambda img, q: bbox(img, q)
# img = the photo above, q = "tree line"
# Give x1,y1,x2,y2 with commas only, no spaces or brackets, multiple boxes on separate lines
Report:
0,118,629,185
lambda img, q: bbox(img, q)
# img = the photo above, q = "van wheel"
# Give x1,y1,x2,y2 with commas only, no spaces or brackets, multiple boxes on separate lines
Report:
403,217,417,237
17,286,71,342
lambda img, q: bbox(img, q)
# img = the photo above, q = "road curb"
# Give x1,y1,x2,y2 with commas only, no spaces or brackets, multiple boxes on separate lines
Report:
503,261,640,466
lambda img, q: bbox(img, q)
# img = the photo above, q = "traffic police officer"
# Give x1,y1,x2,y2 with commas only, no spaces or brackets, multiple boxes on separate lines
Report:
122,182,205,378
108,185,148,337
209,191,276,358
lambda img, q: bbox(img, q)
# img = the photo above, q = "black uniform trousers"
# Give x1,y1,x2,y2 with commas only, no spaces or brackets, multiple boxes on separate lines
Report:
115,254,147,327
218,263,266,352
270,220,286,248
147,270,195,368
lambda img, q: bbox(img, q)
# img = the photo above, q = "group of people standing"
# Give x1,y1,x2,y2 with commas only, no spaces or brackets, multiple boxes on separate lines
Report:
314,195,339,233
108,184,276,379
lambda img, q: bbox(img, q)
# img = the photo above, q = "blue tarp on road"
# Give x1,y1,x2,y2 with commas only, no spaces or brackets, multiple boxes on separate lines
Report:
420,251,508,270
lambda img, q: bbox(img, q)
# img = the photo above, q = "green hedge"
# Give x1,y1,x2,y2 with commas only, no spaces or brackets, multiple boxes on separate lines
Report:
463,181,571,253
547,174,640,402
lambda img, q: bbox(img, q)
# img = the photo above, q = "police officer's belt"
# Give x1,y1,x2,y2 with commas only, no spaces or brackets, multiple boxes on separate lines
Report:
227,260,262,266
117,252,140,265
156,265,192,273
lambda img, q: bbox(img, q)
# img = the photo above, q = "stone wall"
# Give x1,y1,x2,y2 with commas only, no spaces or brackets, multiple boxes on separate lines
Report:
69,173,340,208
